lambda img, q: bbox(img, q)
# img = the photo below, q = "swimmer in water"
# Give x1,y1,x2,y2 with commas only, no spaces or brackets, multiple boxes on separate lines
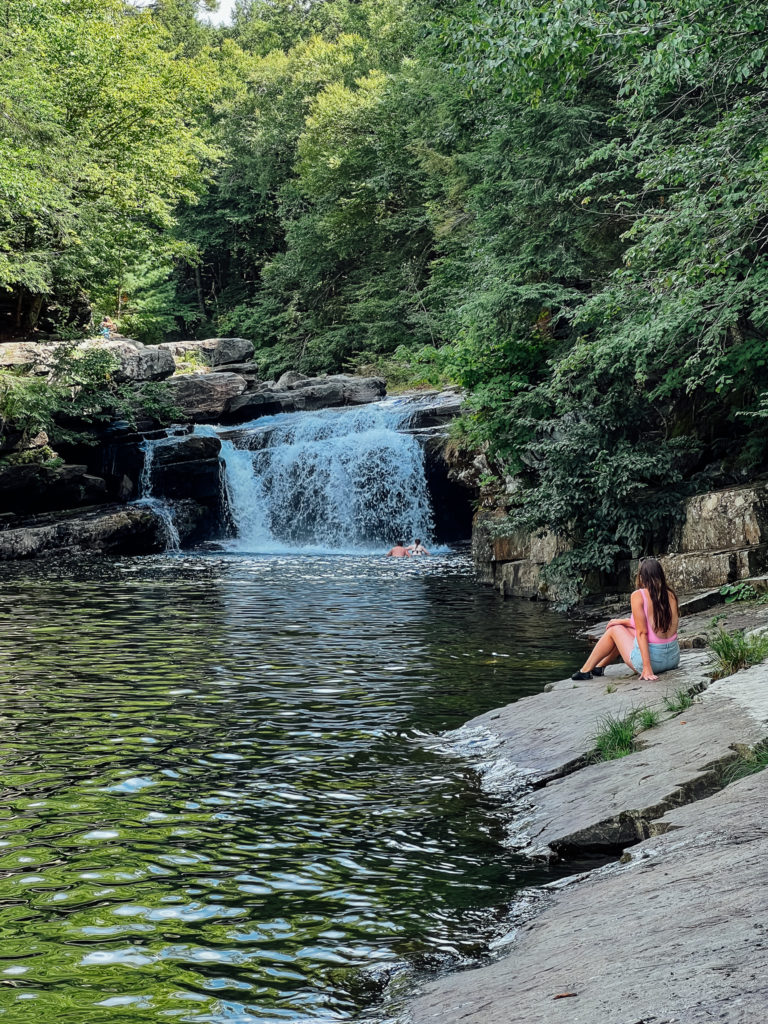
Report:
386,542,411,557
407,538,430,556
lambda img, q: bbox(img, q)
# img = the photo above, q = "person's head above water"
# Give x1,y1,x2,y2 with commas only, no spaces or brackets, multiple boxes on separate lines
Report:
636,556,674,633
414,539,421,545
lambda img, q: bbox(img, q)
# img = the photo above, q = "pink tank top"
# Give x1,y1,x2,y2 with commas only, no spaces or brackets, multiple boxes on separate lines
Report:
641,589,677,643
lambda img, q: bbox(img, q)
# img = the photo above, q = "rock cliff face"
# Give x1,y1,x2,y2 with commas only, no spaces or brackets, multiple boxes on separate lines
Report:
474,480,768,599
0,463,107,516
0,504,166,559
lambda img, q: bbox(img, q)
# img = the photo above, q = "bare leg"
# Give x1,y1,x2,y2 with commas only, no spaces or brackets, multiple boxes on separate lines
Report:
596,643,618,668
580,627,636,673
605,625,637,670
580,632,618,673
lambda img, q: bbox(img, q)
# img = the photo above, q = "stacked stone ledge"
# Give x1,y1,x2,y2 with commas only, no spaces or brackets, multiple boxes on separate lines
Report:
474,481,768,599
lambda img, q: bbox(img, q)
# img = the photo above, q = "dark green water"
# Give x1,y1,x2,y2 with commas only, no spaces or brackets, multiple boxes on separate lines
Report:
0,553,584,1023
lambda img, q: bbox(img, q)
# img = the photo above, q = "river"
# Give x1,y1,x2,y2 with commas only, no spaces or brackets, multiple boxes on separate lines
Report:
0,551,585,1023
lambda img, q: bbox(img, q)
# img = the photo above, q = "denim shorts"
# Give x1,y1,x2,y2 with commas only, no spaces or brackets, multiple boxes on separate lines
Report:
630,638,680,674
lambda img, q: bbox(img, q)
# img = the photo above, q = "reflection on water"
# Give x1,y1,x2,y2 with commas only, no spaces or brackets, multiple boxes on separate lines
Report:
0,553,583,1022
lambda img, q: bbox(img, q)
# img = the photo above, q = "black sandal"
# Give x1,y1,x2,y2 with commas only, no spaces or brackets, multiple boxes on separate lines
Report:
571,670,593,680
591,667,605,677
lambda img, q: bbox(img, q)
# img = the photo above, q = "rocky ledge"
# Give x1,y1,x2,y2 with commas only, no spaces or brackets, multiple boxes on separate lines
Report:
407,601,768,1024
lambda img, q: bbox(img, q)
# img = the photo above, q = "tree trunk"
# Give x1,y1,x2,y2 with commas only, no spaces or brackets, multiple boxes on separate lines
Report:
195,265,206,318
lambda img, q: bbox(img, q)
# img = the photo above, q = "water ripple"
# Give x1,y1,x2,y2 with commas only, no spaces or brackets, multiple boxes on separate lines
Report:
0,553,583,1022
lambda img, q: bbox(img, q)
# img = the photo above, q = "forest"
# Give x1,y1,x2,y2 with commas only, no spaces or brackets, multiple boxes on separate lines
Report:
3,0,768,578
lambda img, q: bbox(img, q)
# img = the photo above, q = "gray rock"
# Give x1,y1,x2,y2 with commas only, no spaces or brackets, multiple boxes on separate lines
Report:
0,463,108,516
210,361,261,380
96,339,175,382
223,374,385,423
659,547,768,592
277,371,308,386
164,372,247,422
149,435,222,502
514,667,768,857
677,482,768,553
450,649,710,784
0,341,55,373
0,504,165,559
160,337,255,367
410,771,768,1024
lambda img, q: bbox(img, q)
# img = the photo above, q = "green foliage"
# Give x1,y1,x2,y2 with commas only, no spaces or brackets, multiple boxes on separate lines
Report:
4,0,768,587
708,628,768,680
0,344,179,453
0,0,217,332
719,582,760,604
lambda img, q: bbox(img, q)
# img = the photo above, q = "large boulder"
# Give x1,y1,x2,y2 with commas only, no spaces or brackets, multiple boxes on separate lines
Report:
0,341,54,373
675,483,768,553
160,337,255,367
164,372,247,422
0,504,166,559
211,361,261,383
97,339,176,382
223,374,385,423
149,435,222,502
0,462,107,516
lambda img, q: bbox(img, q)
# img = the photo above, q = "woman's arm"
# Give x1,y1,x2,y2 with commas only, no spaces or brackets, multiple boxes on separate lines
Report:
631,591,657,680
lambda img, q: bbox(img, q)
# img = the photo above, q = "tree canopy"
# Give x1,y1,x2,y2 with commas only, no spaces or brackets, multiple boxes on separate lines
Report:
4,0,768,583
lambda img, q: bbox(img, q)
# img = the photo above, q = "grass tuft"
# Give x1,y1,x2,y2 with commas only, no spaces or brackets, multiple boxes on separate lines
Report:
722,743,768,786
636,706,661,730
592,704,662,762
709,627,768,679
662,688,695,713
593,712,638,761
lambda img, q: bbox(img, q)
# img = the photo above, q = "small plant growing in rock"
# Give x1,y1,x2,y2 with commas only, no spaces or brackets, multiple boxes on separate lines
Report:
708,627,768,680
722,743,768,785
593,712,638,761
604,683,617,694
663,688,695,713
719,582,759,604
636,706,661,730
592,704,662,761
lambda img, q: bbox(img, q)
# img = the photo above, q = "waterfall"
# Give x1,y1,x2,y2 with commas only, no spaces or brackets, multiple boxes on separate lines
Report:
135,438,181,552
201,401,434,554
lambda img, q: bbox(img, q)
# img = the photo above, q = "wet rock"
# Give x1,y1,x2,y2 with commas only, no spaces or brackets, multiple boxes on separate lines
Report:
223,374,385,423
150,435,222,503
0,504,165,559
0,462,107,516
164,372,247,422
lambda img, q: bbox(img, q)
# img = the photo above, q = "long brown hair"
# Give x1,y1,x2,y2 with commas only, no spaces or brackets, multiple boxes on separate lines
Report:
636,557,674,634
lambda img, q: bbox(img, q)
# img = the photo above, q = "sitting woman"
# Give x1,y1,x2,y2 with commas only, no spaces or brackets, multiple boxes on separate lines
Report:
572,557,680,682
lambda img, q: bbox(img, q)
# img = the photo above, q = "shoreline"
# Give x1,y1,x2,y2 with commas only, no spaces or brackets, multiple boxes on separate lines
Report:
405,598,768,1024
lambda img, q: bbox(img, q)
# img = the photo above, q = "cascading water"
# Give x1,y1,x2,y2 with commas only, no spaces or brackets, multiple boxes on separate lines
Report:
200,400,435,554
135,438,181,552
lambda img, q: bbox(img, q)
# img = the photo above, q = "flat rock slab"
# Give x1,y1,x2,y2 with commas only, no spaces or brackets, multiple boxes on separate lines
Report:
516,663,768,856
409,770,768,1024
452,650,711,783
